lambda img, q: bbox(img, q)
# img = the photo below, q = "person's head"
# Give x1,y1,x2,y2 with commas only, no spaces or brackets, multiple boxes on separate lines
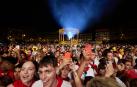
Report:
124,59,132,70
56,46,60,51
20,51,27,60
55,51,60,58
77,45,81,51
98,58,107,76
66,46,70,51
134,49,137,56
60,65,71,79
107,51,113,61
14,63,22,80
26,49,32,56
59,52,64,59
98,64,106,76
90,49,96,61
0,56,17,71
38,55,58,87
117,59,126,71
20,61,37,86
87,77,120,87
113,51,119,57
10,51,17,58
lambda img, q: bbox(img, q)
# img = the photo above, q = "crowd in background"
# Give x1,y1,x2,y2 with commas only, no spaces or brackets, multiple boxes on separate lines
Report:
0,42,137,87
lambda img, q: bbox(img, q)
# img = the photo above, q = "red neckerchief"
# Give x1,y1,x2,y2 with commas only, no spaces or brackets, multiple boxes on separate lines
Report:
83,63,98,76
83,62,97,72
89,63,98,73
57,77,63,87
83,66,90,73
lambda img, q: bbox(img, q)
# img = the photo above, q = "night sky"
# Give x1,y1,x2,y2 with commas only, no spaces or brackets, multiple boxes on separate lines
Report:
0,0,137,33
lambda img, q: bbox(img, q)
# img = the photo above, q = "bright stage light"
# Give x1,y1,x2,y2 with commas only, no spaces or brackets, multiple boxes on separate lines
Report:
67,32,73,40
63,28,79,40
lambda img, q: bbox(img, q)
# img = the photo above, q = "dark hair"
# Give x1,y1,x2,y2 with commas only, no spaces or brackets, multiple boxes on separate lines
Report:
31,61,39,72
98,58,107,70
1,56,18,64
130,78,137,87
92,49,96,53
135,59,137,64
84,76,93,85
32,61,39,80
134,59,137,69
19,60,39,72
90,77,121,87
99,58,107,65
39,55,57,68
14,63,22,71
0,75,13,86
102,49,110,57
20,60,39,80
117,59,126,64
72,57,78,63
124,59,132,65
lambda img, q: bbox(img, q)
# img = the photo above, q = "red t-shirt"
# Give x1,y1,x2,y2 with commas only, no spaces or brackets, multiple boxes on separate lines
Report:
13,80,35,87
56,77,63,87
125,69,137,79
0,69,14,80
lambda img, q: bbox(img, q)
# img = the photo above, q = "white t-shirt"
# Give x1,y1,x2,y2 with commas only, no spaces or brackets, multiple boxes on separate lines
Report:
115,77,126,87
81,60,98,80
32,80,72,87
81,66,95,80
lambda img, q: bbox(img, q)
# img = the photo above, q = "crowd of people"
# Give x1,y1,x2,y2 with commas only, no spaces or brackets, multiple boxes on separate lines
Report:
0,42,137,87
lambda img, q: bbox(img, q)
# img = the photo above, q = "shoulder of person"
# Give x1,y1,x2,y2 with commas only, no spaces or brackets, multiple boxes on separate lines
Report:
32,80,43,87
115,77,126,87
90,77,121,87
62,80,72,87
7,80,21,87
7,84,14,87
